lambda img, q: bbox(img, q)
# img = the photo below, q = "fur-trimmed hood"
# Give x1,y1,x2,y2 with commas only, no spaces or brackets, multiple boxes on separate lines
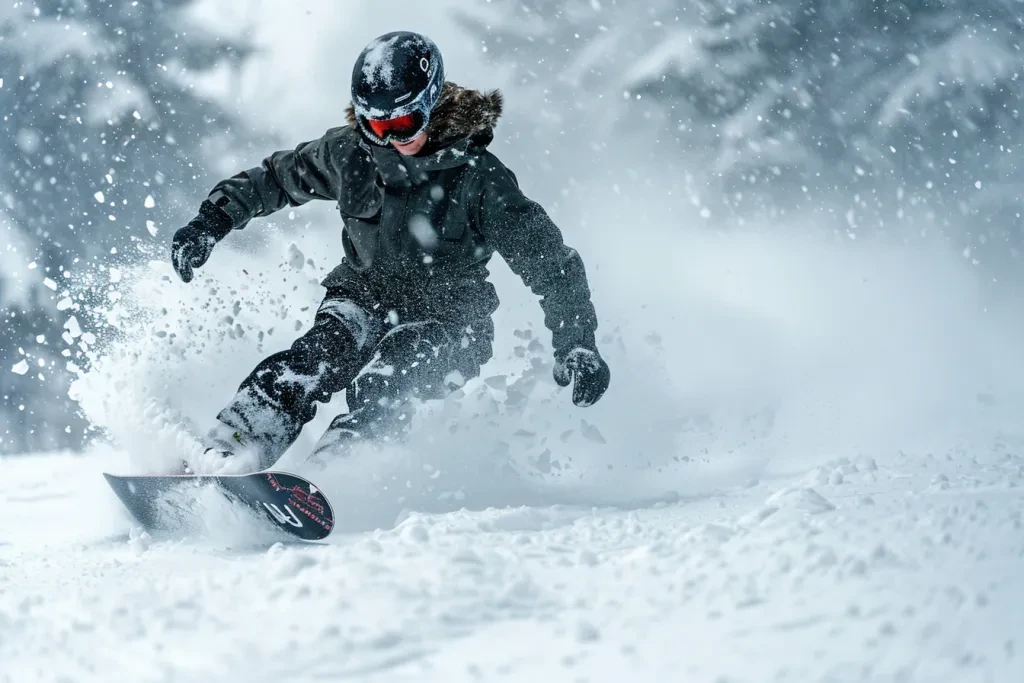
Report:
346,82,503,148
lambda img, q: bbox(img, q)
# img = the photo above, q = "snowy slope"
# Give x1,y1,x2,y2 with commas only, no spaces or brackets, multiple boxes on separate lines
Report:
5,6,1024,680
2,442,1022,683
3,180,1021,682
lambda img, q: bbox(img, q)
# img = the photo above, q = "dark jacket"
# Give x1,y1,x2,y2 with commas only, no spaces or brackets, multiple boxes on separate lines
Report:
207,83,599,354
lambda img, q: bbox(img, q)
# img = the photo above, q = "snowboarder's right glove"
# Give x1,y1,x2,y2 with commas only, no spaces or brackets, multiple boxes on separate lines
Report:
553,346,610,407
171,199,233,283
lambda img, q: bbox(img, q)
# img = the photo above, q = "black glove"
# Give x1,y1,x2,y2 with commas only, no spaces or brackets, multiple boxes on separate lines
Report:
171,199,233,283
553,346,610,407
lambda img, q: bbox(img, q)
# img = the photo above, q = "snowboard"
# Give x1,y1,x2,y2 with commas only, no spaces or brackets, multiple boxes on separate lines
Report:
103,470,335,541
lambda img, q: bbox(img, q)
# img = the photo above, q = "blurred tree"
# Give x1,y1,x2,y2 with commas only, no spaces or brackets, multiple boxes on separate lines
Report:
0,0,254,453
459,0,1024,252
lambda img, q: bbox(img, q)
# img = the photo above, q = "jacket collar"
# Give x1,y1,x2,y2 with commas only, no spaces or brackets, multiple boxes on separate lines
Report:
366,130,493,187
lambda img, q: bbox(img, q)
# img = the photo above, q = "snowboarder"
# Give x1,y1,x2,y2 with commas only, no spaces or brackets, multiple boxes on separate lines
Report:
170,31,610,472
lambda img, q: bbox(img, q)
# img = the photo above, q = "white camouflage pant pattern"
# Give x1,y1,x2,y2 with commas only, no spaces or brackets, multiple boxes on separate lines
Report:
216,289,493,470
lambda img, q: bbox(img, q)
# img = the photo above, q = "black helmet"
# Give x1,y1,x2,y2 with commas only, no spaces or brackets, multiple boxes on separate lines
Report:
351,31,445,146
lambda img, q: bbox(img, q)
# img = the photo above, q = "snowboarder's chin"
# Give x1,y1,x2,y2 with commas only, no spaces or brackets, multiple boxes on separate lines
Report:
391,133,427,156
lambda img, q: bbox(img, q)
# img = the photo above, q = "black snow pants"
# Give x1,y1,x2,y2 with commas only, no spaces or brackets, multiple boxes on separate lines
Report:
216,286,494,469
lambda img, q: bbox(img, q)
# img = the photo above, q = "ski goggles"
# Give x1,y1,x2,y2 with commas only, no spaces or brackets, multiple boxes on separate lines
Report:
359,110,429,145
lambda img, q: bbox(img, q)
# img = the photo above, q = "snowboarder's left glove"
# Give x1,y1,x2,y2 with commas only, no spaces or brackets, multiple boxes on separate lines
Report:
171,199,233,283
553,346,610,407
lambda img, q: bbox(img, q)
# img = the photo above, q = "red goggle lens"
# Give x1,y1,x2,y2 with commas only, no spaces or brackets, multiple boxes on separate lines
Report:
366,113,419,140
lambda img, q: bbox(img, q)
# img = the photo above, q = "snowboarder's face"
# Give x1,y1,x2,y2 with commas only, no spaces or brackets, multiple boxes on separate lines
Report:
391,132,427,156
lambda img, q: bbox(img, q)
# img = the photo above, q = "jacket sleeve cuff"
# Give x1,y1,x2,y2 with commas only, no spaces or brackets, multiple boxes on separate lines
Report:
208,187,255,230
552,326,598,357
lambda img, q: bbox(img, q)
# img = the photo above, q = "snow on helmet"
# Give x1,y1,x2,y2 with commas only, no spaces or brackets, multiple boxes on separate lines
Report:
351,31,445,146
